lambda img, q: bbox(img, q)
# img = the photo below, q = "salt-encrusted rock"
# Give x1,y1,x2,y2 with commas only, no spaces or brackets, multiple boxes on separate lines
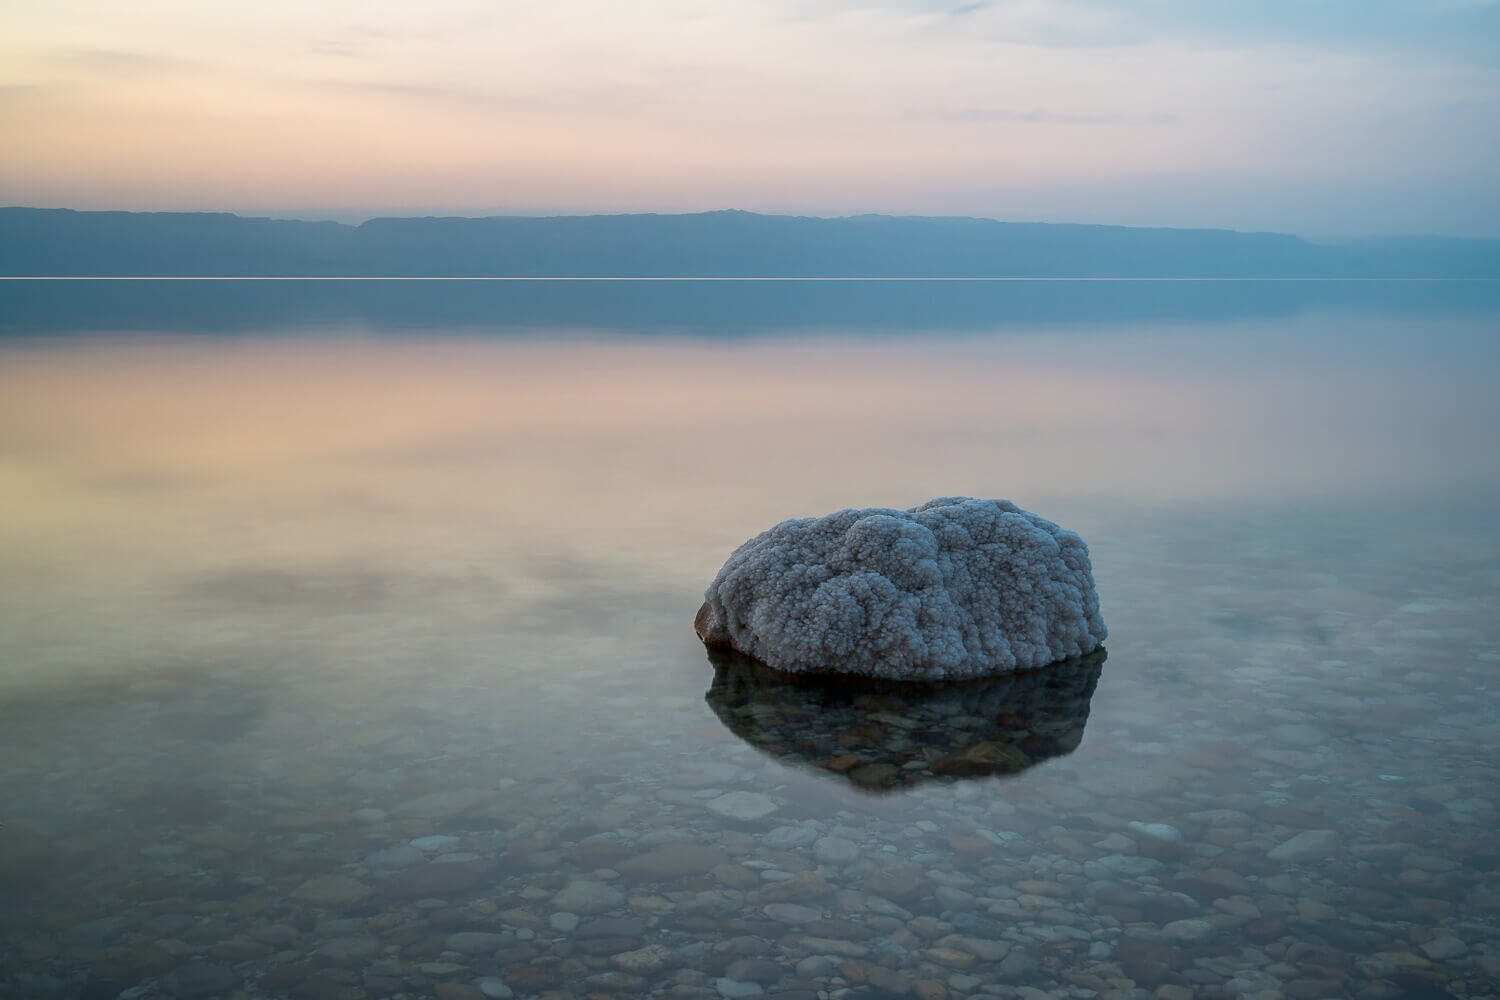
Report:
695,497,1106,680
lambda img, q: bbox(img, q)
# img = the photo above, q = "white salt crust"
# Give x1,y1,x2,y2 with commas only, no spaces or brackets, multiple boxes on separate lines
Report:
696,497,1107,680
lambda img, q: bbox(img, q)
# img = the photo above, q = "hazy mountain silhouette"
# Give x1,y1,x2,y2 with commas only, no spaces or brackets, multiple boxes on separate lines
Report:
5,274,1497,340
2,207,1497,277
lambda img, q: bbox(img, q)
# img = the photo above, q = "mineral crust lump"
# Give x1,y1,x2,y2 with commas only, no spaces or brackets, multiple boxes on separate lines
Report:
696,497,1106,680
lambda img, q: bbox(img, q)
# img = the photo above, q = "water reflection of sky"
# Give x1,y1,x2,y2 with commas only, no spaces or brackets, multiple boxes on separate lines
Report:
1,285,1497,999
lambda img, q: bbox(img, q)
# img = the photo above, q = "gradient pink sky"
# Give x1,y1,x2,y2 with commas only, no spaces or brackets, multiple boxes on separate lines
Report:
2,0,1497,237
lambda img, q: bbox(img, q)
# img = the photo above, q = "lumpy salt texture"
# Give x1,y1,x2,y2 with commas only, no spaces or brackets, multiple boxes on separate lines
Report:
695,497,1107,680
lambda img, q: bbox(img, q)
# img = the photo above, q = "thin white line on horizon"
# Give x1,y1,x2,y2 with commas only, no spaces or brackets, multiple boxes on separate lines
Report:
0,276,1480,282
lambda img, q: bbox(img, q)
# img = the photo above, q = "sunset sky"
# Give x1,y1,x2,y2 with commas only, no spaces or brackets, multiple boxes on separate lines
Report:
2,0,1497,237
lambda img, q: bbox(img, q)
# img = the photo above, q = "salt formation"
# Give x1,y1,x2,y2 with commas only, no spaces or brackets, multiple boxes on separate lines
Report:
694,497,1106,680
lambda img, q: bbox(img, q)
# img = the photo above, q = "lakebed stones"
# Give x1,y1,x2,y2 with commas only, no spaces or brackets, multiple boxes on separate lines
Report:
378,858,496,899
813,836,859,865
608,943,680,975
7,739,1497,1000
161,962,239,999
618,843,731,880
1268,829,1341,862
551,879,626,913
705,791,781,823
695,497,1106,679
288,873,372,906
8,511,1499,1000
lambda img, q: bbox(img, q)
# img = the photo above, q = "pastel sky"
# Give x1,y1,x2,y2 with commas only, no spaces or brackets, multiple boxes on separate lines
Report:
2,0,1497,236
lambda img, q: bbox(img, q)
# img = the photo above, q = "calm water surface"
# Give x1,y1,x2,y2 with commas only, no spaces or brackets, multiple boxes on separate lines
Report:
1,281,1497,1000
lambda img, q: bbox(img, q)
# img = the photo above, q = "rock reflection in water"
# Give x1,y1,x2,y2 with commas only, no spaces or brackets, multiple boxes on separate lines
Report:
703,646,1105,792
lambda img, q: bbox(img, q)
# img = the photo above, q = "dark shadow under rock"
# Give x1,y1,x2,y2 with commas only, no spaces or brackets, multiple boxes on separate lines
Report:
702,646,1105,793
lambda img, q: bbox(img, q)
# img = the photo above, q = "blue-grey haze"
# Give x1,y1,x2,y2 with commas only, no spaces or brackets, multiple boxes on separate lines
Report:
3,208,1499,278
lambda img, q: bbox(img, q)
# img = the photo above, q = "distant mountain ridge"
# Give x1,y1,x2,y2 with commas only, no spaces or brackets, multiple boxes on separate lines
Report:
2,207,1497,277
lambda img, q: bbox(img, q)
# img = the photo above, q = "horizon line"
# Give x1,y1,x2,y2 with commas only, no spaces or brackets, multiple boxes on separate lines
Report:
0,276,1488,283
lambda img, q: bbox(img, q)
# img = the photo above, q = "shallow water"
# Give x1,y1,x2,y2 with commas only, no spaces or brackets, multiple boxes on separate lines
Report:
0,280,1497,1000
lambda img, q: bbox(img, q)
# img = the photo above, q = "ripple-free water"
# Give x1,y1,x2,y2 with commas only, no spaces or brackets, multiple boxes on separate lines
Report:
1,280,1497,1000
